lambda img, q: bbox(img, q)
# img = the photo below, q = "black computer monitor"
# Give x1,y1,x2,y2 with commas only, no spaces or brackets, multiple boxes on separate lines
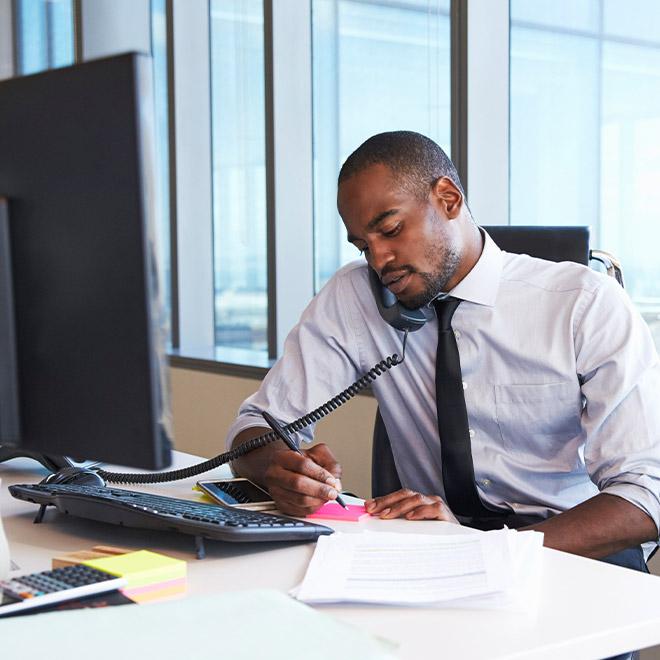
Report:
0,52,172,470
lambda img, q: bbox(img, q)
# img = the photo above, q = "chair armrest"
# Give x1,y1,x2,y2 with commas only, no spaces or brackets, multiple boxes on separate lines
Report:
589,249,625,288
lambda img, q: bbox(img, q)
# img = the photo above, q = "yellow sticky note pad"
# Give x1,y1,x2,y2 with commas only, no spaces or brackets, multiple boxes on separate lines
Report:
82,550,186,589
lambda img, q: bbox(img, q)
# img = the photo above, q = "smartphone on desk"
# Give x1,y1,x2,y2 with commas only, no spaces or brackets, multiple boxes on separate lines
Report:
197,478,276,511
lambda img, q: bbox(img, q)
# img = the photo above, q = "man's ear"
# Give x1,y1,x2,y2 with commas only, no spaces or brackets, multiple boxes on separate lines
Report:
431,176,463,219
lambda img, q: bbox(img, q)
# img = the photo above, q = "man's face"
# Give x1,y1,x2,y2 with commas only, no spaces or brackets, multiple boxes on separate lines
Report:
338,163,462,309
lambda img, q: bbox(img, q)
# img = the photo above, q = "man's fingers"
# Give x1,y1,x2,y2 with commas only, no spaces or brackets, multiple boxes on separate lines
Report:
404,504,451,520
379,493,432,519
264,450,340,507
266,463,338,500
305,444,342,481
364,489,458,523
257,445,345,516
269,485,330,517
275,449,338,486
365,489,416,513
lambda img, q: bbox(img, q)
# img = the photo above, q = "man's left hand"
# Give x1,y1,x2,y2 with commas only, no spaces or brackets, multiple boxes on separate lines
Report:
365,489,460,523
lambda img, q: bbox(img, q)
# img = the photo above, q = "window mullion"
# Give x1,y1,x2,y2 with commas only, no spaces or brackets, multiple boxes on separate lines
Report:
0,0,14,80
466,0,510,226
77,0,151,60
170,0,214,351
451,0,468,192
267,0,314,358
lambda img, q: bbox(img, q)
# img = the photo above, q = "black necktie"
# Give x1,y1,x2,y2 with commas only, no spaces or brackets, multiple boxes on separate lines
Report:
433,297,493,517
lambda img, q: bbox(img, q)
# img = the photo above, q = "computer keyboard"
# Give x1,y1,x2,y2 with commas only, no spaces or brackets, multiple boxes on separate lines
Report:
9,483,334,556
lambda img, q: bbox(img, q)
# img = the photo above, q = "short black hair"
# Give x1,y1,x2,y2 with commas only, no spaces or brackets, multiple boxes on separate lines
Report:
338,130,465,201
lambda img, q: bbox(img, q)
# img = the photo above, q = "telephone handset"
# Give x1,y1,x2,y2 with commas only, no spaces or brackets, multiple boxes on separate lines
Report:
367,267,432,333
95,266,417,485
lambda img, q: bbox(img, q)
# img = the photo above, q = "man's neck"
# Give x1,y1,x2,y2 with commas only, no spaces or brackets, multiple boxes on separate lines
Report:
444,222,485,292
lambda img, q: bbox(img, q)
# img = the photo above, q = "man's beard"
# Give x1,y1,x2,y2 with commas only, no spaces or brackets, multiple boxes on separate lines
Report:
398,239,461,310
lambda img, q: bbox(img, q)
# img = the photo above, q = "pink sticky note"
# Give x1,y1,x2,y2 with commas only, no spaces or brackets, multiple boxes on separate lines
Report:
307,501,370,522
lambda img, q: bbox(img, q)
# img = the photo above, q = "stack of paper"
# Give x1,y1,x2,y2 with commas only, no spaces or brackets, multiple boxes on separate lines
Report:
82,550,187,603
294,528,543,611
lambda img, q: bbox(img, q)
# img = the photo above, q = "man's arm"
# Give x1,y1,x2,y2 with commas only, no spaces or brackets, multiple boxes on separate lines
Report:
570,277,660,557
230,427,343,517
525,493,658,558
365,490,657,559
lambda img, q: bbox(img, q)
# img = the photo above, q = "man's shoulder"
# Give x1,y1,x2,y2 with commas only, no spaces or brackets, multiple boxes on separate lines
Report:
305,260,372,323
335,259,369,279
319,259,369,296
500,251,608,297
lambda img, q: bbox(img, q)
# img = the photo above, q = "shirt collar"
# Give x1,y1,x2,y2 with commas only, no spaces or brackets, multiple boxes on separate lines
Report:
439,228,502,307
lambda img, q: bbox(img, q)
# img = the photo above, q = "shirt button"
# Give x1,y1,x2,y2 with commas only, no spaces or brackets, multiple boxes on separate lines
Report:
468,429,475,438
462,381,467,390
481,479,491,488
454,330,461,339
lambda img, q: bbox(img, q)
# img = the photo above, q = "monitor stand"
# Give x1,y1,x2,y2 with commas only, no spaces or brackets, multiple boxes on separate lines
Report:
0,447,73,472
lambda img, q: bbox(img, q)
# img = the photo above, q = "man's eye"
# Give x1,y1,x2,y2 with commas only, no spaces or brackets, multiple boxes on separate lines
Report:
383,223,402,238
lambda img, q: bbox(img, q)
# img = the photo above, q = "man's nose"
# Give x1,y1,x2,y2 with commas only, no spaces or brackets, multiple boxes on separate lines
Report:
368,241,395,276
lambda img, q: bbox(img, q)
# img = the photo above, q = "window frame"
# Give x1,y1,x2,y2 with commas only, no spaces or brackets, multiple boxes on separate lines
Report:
0,0,502,378
20,2,659,377
172,0,472,378
0,0,13,80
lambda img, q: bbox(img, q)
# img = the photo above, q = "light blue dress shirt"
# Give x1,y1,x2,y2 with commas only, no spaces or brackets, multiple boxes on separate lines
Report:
227,231,660,537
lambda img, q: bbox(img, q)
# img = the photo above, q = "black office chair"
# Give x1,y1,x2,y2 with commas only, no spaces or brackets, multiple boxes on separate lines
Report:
483,226,624,286
371,225,624,498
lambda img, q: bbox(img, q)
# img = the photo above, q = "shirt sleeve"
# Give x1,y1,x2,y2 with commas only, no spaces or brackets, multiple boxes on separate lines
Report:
576,275,660,537
225,269,364,453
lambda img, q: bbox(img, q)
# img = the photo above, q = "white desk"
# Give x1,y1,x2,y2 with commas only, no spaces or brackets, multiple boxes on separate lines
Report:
3,452,660,659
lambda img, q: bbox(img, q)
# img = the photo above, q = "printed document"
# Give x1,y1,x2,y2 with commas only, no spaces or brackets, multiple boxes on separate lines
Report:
295,528,543,610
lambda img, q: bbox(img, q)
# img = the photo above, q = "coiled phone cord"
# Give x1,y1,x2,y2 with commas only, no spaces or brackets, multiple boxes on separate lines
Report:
98,330,409,485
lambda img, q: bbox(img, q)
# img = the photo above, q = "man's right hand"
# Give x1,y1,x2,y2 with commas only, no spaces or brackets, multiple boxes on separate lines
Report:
230,427,342,517
263,444,342,517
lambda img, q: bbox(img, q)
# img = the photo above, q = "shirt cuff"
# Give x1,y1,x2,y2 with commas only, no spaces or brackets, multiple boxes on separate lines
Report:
601,479,660,542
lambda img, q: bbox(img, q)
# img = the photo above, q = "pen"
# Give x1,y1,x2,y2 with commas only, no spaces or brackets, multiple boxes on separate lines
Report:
261,410,348,510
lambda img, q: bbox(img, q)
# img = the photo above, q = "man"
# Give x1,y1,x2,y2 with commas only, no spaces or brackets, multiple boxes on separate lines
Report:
227,131,660,565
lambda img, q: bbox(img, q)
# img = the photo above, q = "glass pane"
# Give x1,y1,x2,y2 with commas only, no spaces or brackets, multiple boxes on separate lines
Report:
150,0,171,344
510,27,599,230
601,41,660,345
603,0,660,43
16,0,74,75
510,0,599,32
312,0,451,290
210,0,267,353
510,3,660,349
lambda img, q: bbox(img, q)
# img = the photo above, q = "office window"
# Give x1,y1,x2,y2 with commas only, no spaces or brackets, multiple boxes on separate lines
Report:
15,0,74,75
312,0,451,290
150,0,172,343
210,0,268,353
510,0,660,348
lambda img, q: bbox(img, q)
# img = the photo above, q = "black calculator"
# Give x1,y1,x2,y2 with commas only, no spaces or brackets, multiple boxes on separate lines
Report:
0,564,127,617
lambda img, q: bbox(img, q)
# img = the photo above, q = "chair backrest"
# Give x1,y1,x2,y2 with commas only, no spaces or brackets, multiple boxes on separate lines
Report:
482,225,590,265
371,224,598,498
